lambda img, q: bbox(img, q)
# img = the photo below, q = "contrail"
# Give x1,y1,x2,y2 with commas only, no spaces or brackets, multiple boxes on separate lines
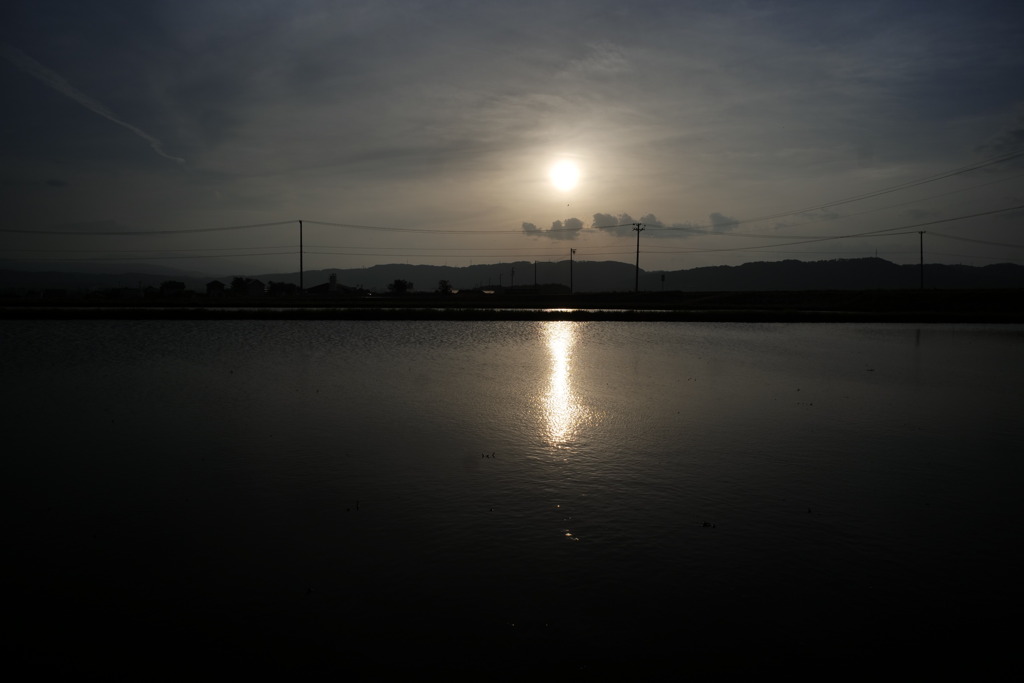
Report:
2,43,185,164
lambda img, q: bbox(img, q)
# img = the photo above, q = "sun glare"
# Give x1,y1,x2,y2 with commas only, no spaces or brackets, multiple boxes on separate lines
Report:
549,160,580,192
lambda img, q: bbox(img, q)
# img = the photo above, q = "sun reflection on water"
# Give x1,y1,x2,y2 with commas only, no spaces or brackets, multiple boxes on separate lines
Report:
541,321,592,448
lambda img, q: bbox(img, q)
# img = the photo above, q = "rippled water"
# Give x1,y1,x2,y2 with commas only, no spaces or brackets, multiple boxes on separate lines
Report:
5,321,1022,673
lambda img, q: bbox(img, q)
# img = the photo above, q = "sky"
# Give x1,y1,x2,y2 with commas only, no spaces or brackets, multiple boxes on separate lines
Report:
2,0,1023,277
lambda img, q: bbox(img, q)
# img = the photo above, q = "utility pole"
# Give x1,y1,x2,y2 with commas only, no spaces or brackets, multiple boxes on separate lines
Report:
511,267,515,290
299,220,304,292
633,223,644,293
570,248,576,294
534,261,537,287
918,231,925,290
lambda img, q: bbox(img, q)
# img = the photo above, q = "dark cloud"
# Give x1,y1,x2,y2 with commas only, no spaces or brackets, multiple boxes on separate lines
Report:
992,126,1024,154
710,212,739,233
522,217,584,240
592,212,628,227
592,213,635,237
977,115,1024,167
592,213,705,238
637,213,664,228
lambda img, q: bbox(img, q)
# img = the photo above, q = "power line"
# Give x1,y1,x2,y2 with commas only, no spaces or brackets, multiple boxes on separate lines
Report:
4,245,298,254
0,220,295,236
645,170,1024,239
648,150,1024,234
302,151,1022,238
304,244,613,254
3,152,1019,240
304,249,636,259
638,204,1024,255
7,203,1018,264
6,251,299,262
303,220,527,235
928,232,1024,249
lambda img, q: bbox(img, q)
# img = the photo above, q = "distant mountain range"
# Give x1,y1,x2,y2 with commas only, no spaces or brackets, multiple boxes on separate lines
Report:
2,257,1023,294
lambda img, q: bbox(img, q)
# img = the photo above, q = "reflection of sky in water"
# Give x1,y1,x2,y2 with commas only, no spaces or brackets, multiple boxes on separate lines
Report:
541,321,592,448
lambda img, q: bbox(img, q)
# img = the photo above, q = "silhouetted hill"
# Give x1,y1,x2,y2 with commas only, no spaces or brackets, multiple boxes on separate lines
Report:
276,258,1024,293
667,258,1024,291
3,258,1023,295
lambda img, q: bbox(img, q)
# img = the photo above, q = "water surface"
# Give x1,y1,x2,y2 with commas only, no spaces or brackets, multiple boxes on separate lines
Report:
5,321,1022,673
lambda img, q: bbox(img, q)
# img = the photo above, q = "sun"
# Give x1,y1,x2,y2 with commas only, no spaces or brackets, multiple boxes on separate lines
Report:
549,160,580,192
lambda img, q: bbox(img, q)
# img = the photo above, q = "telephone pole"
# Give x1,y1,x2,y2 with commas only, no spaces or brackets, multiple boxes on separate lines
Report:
570,248,576,294
633,223,644,293
299,220,304,292
918,231,925,290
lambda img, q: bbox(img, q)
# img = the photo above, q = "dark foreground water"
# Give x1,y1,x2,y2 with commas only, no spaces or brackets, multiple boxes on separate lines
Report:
5,321,1023,674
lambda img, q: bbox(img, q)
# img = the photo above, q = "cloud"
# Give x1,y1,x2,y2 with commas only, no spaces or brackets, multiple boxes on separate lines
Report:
709,212,739,232
592,213,636,237
795,210,840,222
977,115,1024,166
560,43,631,80
1,43,185,165
522,217,584,240
592,212,703,238
638,213,665,228
560,217,584,235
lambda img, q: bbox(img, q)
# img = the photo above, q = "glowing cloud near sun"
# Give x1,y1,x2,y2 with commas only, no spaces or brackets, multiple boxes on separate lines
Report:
549,160,580,191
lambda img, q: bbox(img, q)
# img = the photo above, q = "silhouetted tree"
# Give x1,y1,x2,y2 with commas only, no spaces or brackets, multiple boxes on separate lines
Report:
388,279,413,294
230,276,265,296
159,280,186,296
436,279,453,295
